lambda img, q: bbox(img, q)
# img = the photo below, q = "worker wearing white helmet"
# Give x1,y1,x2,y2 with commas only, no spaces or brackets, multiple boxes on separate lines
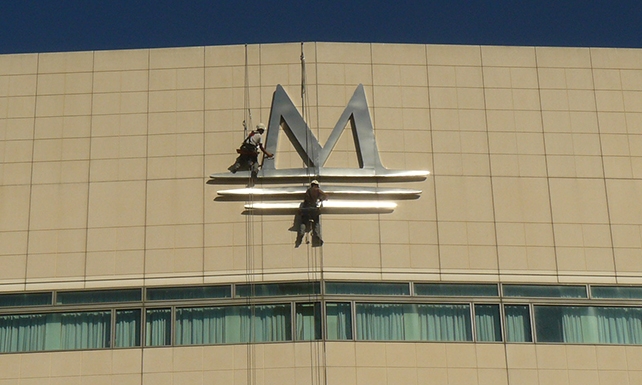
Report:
295,180,327,247
229,123,273,176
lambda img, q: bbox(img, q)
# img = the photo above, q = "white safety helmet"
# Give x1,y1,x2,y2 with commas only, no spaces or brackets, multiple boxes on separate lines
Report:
310,180,319,186
256,123,266,132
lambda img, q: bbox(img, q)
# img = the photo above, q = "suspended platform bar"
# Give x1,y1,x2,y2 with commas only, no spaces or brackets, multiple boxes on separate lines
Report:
243,200,397,215
208,168,430,185
215,185,421,201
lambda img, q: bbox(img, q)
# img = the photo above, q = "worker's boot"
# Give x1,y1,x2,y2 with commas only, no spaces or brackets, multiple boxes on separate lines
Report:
295,234,303,248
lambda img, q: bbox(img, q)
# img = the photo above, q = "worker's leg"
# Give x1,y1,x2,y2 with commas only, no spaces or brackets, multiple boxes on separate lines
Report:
295,223,306,248
311,213,323,246
295,213,307,248
228,156,242,173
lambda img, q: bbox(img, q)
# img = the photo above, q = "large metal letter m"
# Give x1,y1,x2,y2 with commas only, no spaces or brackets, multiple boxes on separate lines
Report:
258,84,426,181
208,84,428,183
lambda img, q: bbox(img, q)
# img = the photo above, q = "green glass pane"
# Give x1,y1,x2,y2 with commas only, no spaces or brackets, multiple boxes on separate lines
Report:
175,304,291,345
147,285,231,301
534,305,642,345
296,302,321,341
236,282,320,297
475,304,502,342
415,283,498,297
355,303,472,342
56,289,142,305
503,285,586,298
326,282,409,296
115,309,141,348
591,286,642,299
146,308,171,346
0,311,111,353
0,292,52,307
326,303,352,340
505,305,532,342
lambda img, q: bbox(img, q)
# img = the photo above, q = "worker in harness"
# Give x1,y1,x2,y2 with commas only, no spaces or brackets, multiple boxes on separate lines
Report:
295,180,327,248
228,123,273,177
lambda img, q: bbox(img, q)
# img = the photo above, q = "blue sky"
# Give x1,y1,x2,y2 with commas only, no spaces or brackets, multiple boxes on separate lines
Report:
1,0,641,54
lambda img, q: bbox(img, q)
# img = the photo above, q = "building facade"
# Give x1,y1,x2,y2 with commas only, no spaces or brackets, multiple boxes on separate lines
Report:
2,42,642,384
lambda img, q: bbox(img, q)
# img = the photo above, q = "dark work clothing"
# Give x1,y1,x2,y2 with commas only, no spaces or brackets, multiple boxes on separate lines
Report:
228,131,265,175
303,185,328,208
295,185,327,247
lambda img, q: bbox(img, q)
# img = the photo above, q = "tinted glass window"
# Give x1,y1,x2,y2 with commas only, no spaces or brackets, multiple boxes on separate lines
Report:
415,283,498,297
56,289,142,304
0,292,52,307
326,282,409,296
147,286,231,301
591,286,642,300
503,285,586,298
236,282,320,297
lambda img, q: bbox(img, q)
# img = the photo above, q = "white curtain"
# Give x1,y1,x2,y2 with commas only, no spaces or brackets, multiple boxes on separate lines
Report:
58,312,110,350
553,306,642,344
355,303,471,341
505,305,532,342
326,303,352,340
0,314,47,352
296,303,319,340
356,303,405,340
0,311,110,353
115,310,141,347
145,309,171,346
175,304,291,345
596,307,642,344
475,305,501,342
417,304,471,341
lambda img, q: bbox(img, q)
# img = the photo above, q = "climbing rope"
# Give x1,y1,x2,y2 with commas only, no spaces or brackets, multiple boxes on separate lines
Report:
243,43,258,385
301,42,328,385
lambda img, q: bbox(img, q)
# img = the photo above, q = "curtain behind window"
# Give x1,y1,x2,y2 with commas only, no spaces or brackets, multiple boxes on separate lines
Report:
505,305,532,342
536,306,642,344
355,303,471,341
175,304,291,345
326,303,352,340
475,304,502,342
0,311,110,353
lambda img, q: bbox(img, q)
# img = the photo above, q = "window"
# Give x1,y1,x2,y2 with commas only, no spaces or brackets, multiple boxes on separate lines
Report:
56,289,142,305
174,304,291,345
0,311,111,353
145,308,171,346
591,286,642,300
415,283,498,297
296,303,321,341
147,285,231,301
535,306,642,344
504,305,532,342
355,303,471,341
115,309,141,348
475,304,502,342
326,303,352,340
503,285,586,298
6,281,642,354
0,292,52,308
326,282,409,296
236,282,320,297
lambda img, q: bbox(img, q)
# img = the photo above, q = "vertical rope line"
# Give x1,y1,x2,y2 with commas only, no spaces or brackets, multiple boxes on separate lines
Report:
301,41,316,385
25,54,41,289
588,48,620,278
477,47,502,281
312,42,328,385
534,48,562,278
201,46,206,282
243,43,257,385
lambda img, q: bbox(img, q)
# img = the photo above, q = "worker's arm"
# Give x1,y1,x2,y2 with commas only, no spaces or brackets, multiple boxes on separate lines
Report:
259,144,273,158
